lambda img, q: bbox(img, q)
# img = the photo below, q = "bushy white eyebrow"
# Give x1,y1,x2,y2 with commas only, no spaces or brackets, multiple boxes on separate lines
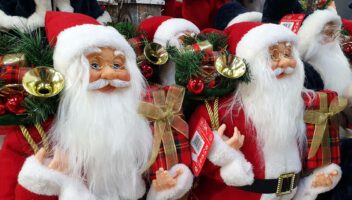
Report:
84,47,102,56
114,50,124,57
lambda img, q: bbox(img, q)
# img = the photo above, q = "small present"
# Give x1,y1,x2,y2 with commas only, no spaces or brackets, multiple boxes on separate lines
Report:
0,53,25,67
139,85,191,179
302,90,347,170
0,65,30,84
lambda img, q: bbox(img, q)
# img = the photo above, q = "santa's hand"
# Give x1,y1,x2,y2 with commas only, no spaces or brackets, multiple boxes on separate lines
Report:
153,168,183,191
293,163,342,200
217,124,244,150
35,148,68,174
48,148,68,174
312,170,338,188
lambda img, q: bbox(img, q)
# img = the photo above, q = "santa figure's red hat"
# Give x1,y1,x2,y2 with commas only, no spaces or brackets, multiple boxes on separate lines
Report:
138,16,200,47
225,22,297,60
45,12,135,78
342,19,352,35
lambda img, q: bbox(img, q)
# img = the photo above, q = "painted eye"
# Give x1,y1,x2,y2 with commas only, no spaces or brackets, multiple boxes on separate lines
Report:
90,63,100,70
112,64,122,70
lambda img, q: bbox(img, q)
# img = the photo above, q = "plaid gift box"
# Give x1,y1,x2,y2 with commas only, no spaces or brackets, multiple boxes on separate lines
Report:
0,65,29,84
140,85,191,179
302,90,347,170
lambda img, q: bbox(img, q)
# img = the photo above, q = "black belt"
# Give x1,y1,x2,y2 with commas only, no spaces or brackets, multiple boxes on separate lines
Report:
237,172,301,196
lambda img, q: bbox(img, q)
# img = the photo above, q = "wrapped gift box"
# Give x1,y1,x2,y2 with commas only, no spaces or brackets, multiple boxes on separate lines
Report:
302,90,347,171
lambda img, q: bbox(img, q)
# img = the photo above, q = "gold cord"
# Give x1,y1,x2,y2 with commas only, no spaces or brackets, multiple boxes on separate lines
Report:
204,98,220,130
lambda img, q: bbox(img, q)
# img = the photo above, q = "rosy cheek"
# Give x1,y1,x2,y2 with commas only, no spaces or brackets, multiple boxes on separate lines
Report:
290,59,297,68
89,70,101,83
117,70,131,81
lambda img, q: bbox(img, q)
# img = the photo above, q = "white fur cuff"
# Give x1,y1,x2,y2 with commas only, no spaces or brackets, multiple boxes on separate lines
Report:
18,156,95,200
18,156,65,195
147,164,193,200
208,132,244,166
220,158,254,186
97,11,112,24
294,163,342,200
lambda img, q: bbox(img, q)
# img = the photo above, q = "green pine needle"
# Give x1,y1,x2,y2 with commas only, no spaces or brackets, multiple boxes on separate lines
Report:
109,22,140,39
171,50,204,85
182,35,198,46
10,29,53,67
0,33,16,55
23,96,59,124
197,33,228,51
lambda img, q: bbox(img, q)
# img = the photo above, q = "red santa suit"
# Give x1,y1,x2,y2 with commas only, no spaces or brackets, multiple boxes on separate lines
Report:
188,22,342,200
163,0,230,30
0,121,57,200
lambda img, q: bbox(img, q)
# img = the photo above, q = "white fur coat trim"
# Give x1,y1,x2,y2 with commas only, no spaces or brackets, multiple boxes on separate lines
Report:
293,163,342,200
208,133,254,186
96,11,112,25
227,12,263,28
0,0,46,33
55,0,74,12
147,163,193,200
18,156,95,200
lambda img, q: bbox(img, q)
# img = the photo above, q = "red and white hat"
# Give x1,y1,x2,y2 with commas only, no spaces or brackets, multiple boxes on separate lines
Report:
138,16,200,47
45,12,135,76
225,22,297,61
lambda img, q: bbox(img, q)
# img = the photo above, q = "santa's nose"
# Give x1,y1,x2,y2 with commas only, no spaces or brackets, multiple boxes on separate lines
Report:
278,57,297,69
100,66,116,80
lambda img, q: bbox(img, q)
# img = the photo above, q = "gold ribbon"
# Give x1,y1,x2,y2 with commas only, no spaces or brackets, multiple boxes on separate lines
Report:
304,92,347,165
138,86,189,170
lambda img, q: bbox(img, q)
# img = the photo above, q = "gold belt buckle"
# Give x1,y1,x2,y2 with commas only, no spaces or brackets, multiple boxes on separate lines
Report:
276,172,296,196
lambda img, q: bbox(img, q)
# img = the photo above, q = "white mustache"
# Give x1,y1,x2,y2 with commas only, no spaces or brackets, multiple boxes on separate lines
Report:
88,79,130,90
273,67,295,76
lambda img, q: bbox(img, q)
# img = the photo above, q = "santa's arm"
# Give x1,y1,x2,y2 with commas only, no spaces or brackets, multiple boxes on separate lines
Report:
207,132,254,186
293,163,342,200
147,163,193,200
188,105,254,187
18,155,96,200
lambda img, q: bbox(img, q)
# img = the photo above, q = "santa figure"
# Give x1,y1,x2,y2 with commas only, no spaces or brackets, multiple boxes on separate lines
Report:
0,0,111,32
262,0,352,98
188,22,341,200
0,12,192,200
138,16,200,85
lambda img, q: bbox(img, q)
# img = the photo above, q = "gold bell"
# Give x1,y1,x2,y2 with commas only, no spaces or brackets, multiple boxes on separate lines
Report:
215,54,247,79
144,42,169,65
22,66,64,97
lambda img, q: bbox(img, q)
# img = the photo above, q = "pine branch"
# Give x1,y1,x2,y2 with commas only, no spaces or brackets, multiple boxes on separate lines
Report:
197,33,228,51
23,96,59,124
109,22,140,39
10,29,54,67
0,33,16,55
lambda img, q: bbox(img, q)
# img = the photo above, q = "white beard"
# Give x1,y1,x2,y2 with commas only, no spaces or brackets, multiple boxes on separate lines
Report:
304,36,352,95
49,56,152,200
228,50,306,151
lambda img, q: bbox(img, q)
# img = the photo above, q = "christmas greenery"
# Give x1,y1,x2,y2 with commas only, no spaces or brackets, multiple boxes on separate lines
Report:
182,32,228,51
10,29,54,67
0,33,16,55
23,95,59,124
0,29,57,125
109,22,141,39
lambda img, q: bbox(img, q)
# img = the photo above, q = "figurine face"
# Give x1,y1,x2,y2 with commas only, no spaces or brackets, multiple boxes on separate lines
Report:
86,47,131,93
269,42,297,79
321,21,340,44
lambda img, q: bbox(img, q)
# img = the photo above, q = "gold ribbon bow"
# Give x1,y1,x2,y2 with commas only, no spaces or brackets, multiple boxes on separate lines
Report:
304,92,347,165
138,86,189,170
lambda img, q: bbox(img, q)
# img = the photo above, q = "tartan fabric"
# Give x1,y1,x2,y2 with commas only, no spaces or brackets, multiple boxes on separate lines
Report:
302,90,341,171
144,85,191,180
0,65,21,84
